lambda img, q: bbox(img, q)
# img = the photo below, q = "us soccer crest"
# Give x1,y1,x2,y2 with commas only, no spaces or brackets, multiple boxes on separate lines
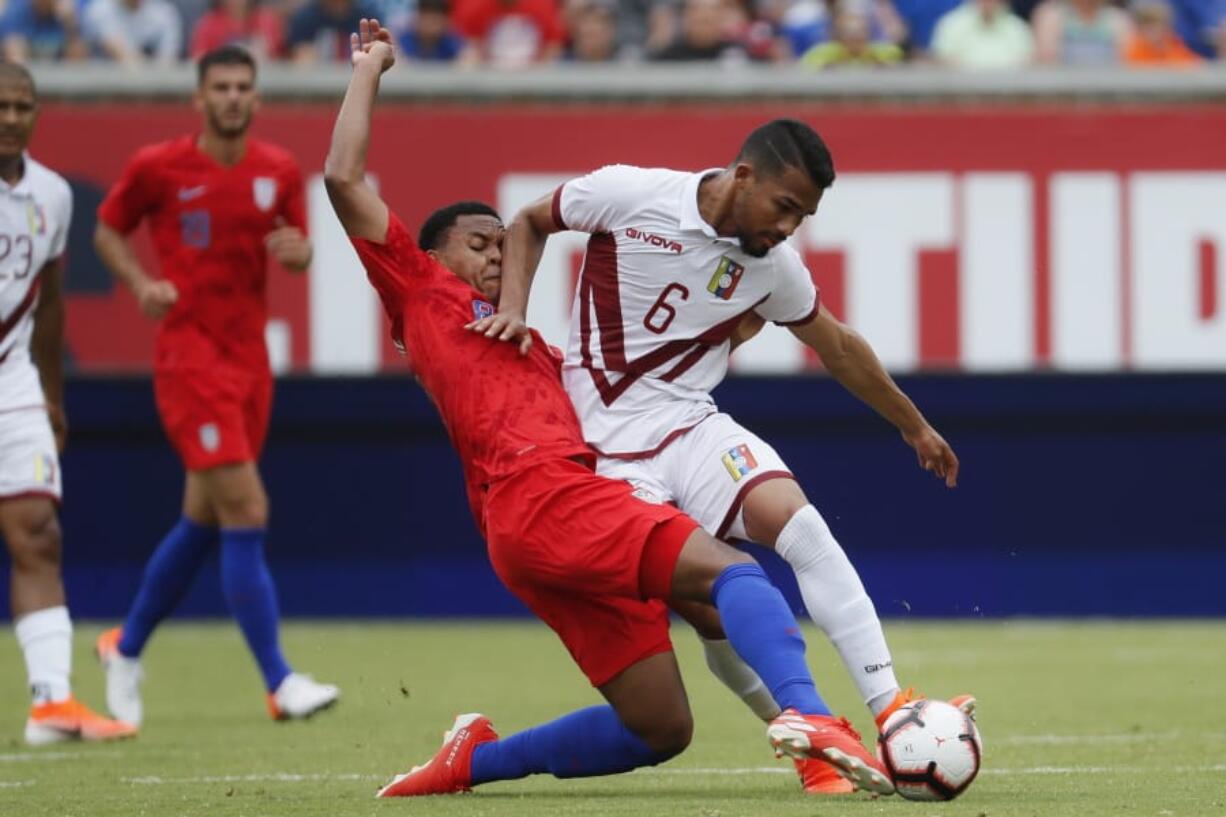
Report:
253,177,277,212
471,299,495,321
707,257,745,300
721,444,758,482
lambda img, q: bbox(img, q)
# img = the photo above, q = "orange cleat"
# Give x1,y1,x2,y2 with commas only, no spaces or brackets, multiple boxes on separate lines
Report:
768,710,894,795
874,688,978,732
794,757,857,794
25,697,138,746
376,713,498,797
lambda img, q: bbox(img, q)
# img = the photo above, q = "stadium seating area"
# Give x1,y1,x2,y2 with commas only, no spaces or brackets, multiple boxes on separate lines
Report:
0,0,1222,69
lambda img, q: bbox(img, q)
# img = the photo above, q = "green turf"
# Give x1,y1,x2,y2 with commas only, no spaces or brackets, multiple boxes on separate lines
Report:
2,620,1224,817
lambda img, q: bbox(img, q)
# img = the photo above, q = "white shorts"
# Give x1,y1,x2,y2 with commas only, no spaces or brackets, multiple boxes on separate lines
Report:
0,408,61,502
595,412,792,541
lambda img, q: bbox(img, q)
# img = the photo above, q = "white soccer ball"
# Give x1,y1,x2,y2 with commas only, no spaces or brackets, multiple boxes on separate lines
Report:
877,700,982,801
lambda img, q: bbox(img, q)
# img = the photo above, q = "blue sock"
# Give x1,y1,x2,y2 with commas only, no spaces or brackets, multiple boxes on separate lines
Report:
712,563,830,716
119,517,217,657
220,528,292,692
470,705,672,784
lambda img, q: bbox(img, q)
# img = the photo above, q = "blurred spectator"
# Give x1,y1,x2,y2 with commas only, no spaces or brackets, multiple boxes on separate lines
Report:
1166,0,1223,57
1216,1,1226,55
1123,0,1202,62
651,0,749,60
0,0,88,61
726,0,791,60
892,0,960,50
564,0,620,60
802,0,905,63
931,0,1035,66
84,0,183,64
779,0,830,54
190,0,285,58
397,0,464,60
452,0,567,66
289,0,377,63
1031,0,1130,64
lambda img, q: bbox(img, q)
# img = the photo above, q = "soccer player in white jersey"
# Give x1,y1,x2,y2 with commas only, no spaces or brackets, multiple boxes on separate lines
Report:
474,119,974,794
0,62,135,745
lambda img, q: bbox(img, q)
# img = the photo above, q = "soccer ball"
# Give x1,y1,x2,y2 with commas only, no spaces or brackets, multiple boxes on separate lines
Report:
877,700,982,801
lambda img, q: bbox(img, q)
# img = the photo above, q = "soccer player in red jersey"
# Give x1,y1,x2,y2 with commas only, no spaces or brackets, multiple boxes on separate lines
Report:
328,21,896,798
91,45,338,729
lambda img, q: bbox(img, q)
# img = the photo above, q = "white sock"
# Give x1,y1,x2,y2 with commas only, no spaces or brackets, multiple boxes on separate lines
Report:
14,606,72,705
774,505,900,710
701,637,781,722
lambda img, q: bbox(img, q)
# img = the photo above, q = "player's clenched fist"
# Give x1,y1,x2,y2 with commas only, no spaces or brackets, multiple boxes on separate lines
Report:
136,278,179,319
351,18,395,72
265,218,312,270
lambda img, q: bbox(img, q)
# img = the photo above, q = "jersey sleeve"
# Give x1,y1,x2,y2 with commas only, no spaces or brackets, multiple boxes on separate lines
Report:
97,148,159,234
756,243,820,326
349,212,435,351
552,164,652,234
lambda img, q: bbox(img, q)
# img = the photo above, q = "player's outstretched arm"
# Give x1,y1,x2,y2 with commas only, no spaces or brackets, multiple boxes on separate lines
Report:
466,192,562,354
30,259,66,452
324,18,394,243
789,305,960,488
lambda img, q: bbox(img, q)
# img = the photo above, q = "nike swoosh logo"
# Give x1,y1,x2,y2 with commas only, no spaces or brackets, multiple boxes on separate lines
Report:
178,186,206,201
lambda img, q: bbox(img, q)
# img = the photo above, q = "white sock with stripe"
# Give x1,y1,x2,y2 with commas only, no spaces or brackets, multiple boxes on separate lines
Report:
774,504,901,711
15,606,72,705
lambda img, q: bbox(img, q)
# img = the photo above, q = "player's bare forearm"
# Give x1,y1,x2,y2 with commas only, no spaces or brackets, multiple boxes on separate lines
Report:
499,196,555,318
30,260,65,413
792,306,960,486
792,306,927,435
324,19,393,241
94,221,149,293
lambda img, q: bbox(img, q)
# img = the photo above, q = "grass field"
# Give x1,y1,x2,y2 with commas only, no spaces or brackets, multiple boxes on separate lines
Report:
2,619,1224,817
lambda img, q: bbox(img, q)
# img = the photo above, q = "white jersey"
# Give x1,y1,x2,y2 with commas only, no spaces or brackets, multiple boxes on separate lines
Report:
0,155,72,414
556,165,818,457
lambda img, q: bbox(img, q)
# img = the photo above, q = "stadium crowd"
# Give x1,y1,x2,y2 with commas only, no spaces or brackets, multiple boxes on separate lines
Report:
0,0,1222,71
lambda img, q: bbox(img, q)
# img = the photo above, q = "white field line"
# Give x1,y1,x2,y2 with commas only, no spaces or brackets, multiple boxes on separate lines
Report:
0,751,103,762
0,780,35,788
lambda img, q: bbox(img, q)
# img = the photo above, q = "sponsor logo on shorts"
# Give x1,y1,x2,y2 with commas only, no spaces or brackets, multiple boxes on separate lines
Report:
199,423,220,453
33,453,56,486
471,299,495,321
721,444,758,482
707,257,745,301
253,177,277,211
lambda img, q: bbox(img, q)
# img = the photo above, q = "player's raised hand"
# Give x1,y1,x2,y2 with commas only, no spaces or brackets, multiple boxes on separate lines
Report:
266,217,312,271
903,424,959,488
350,18,395,73
136,278,178,319
466,311,534,356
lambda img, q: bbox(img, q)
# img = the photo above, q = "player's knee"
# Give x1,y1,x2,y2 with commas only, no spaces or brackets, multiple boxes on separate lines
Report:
640,708,694,758
214,492,268,528
7,512,62,571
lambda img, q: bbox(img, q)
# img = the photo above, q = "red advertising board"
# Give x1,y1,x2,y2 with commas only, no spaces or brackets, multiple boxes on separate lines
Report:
37,103,1226,373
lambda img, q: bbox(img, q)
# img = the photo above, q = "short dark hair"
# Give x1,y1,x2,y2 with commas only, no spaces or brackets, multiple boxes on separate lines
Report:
419,201,501,251
197,45,258,85
0,61,35,96
736,119,835,190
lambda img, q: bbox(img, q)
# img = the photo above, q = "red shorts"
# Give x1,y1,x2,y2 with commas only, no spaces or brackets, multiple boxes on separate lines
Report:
483,458,699,688
154,368,272,471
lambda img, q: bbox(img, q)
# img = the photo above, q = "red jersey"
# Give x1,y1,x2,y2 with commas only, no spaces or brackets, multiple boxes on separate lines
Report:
351,213,593,524
97,135,306,374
